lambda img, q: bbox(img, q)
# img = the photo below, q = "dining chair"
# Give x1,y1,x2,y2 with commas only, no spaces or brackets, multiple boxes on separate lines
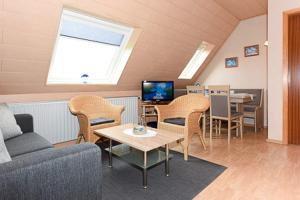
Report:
208,85,244,144
69,95,125,143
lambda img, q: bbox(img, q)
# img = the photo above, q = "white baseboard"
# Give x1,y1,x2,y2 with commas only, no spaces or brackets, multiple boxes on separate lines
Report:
266,139,283,144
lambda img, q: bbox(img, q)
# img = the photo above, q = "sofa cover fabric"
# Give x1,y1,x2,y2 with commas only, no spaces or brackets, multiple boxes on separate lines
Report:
0,103,22,140
0,129,11,164
5,132,53,157
0,114,103,200
0,143,102,200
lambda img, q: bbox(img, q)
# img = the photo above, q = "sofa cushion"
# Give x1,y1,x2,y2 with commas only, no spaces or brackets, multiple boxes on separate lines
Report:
5,132,53,157
0,129,11,164
90,117,115,126
14,114,34,133
0,103,22,140
164,117,185,126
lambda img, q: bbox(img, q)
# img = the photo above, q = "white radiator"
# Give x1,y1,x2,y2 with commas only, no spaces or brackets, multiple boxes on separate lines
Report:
9,96,139,144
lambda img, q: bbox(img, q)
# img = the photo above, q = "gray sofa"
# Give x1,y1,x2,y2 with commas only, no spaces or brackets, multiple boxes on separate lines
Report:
0,114,102,200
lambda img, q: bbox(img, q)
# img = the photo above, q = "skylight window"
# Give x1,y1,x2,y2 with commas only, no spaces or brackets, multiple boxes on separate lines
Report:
47,9,138,85
178,41,214,79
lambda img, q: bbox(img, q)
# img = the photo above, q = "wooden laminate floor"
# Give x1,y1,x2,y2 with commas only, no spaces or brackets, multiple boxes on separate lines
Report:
55,128,300,200
190,128,300,200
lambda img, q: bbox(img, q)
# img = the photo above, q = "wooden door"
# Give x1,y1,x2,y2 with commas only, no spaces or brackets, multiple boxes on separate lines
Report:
288,14,300,144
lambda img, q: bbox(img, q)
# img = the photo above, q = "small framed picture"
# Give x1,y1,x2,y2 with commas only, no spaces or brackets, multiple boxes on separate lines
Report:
244,45,259,57
225,57,238,68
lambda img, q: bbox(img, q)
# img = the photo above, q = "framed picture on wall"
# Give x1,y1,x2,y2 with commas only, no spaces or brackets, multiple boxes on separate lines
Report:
225,57,238,68
244,44,259,57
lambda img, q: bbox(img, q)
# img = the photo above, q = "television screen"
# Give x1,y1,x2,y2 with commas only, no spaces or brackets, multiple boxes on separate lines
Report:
142,81,174,102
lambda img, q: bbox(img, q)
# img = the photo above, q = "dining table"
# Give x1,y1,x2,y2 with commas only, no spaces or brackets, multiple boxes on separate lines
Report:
230,93,254,112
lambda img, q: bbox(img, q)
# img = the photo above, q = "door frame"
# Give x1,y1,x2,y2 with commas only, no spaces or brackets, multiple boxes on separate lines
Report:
283,8,300,144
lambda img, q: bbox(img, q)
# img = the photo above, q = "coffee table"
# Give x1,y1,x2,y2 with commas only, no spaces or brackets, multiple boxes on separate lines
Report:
94,123,184,188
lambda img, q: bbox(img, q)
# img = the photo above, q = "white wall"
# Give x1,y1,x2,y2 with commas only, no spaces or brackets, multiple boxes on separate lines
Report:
197,15,268,126
268,0,300,142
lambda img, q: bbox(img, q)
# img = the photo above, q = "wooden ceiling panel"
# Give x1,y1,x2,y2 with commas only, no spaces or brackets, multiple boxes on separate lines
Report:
0,72,47,84
2,60,49,73
3,0,60,19
0,0,249,94
214,0,267,20
0,11,3,27
3,29,55,49
1,44,51,61
2,10,59,37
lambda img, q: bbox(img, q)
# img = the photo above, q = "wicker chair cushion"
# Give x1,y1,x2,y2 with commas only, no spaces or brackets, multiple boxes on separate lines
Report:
163,117,185,126
90,118,114,126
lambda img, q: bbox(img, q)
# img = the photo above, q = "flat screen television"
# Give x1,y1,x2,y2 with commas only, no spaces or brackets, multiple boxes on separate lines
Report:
142,81,174,102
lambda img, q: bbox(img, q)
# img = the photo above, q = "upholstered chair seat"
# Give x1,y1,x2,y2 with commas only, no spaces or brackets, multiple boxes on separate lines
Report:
163,117,186,126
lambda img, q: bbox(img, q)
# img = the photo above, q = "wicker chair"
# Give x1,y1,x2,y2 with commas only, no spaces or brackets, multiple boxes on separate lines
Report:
186,85,210,139
69,95,125,143
155,94,210,161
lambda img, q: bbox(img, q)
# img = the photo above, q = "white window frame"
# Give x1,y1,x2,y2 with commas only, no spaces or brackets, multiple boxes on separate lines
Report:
47,8,136,85
178,41,214,80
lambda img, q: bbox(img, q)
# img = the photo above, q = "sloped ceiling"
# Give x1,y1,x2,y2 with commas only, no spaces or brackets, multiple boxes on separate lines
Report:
214,0,268,20
0,0,265,95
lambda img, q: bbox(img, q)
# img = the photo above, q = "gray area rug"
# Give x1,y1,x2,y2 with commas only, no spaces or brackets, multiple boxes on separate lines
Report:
102,150,226,200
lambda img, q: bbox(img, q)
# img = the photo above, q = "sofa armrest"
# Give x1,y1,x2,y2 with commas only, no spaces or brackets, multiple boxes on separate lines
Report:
14,114,33,133
0,143,102,200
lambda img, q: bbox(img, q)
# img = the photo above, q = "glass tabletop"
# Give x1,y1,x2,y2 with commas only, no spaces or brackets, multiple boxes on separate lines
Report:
105,144,172,169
